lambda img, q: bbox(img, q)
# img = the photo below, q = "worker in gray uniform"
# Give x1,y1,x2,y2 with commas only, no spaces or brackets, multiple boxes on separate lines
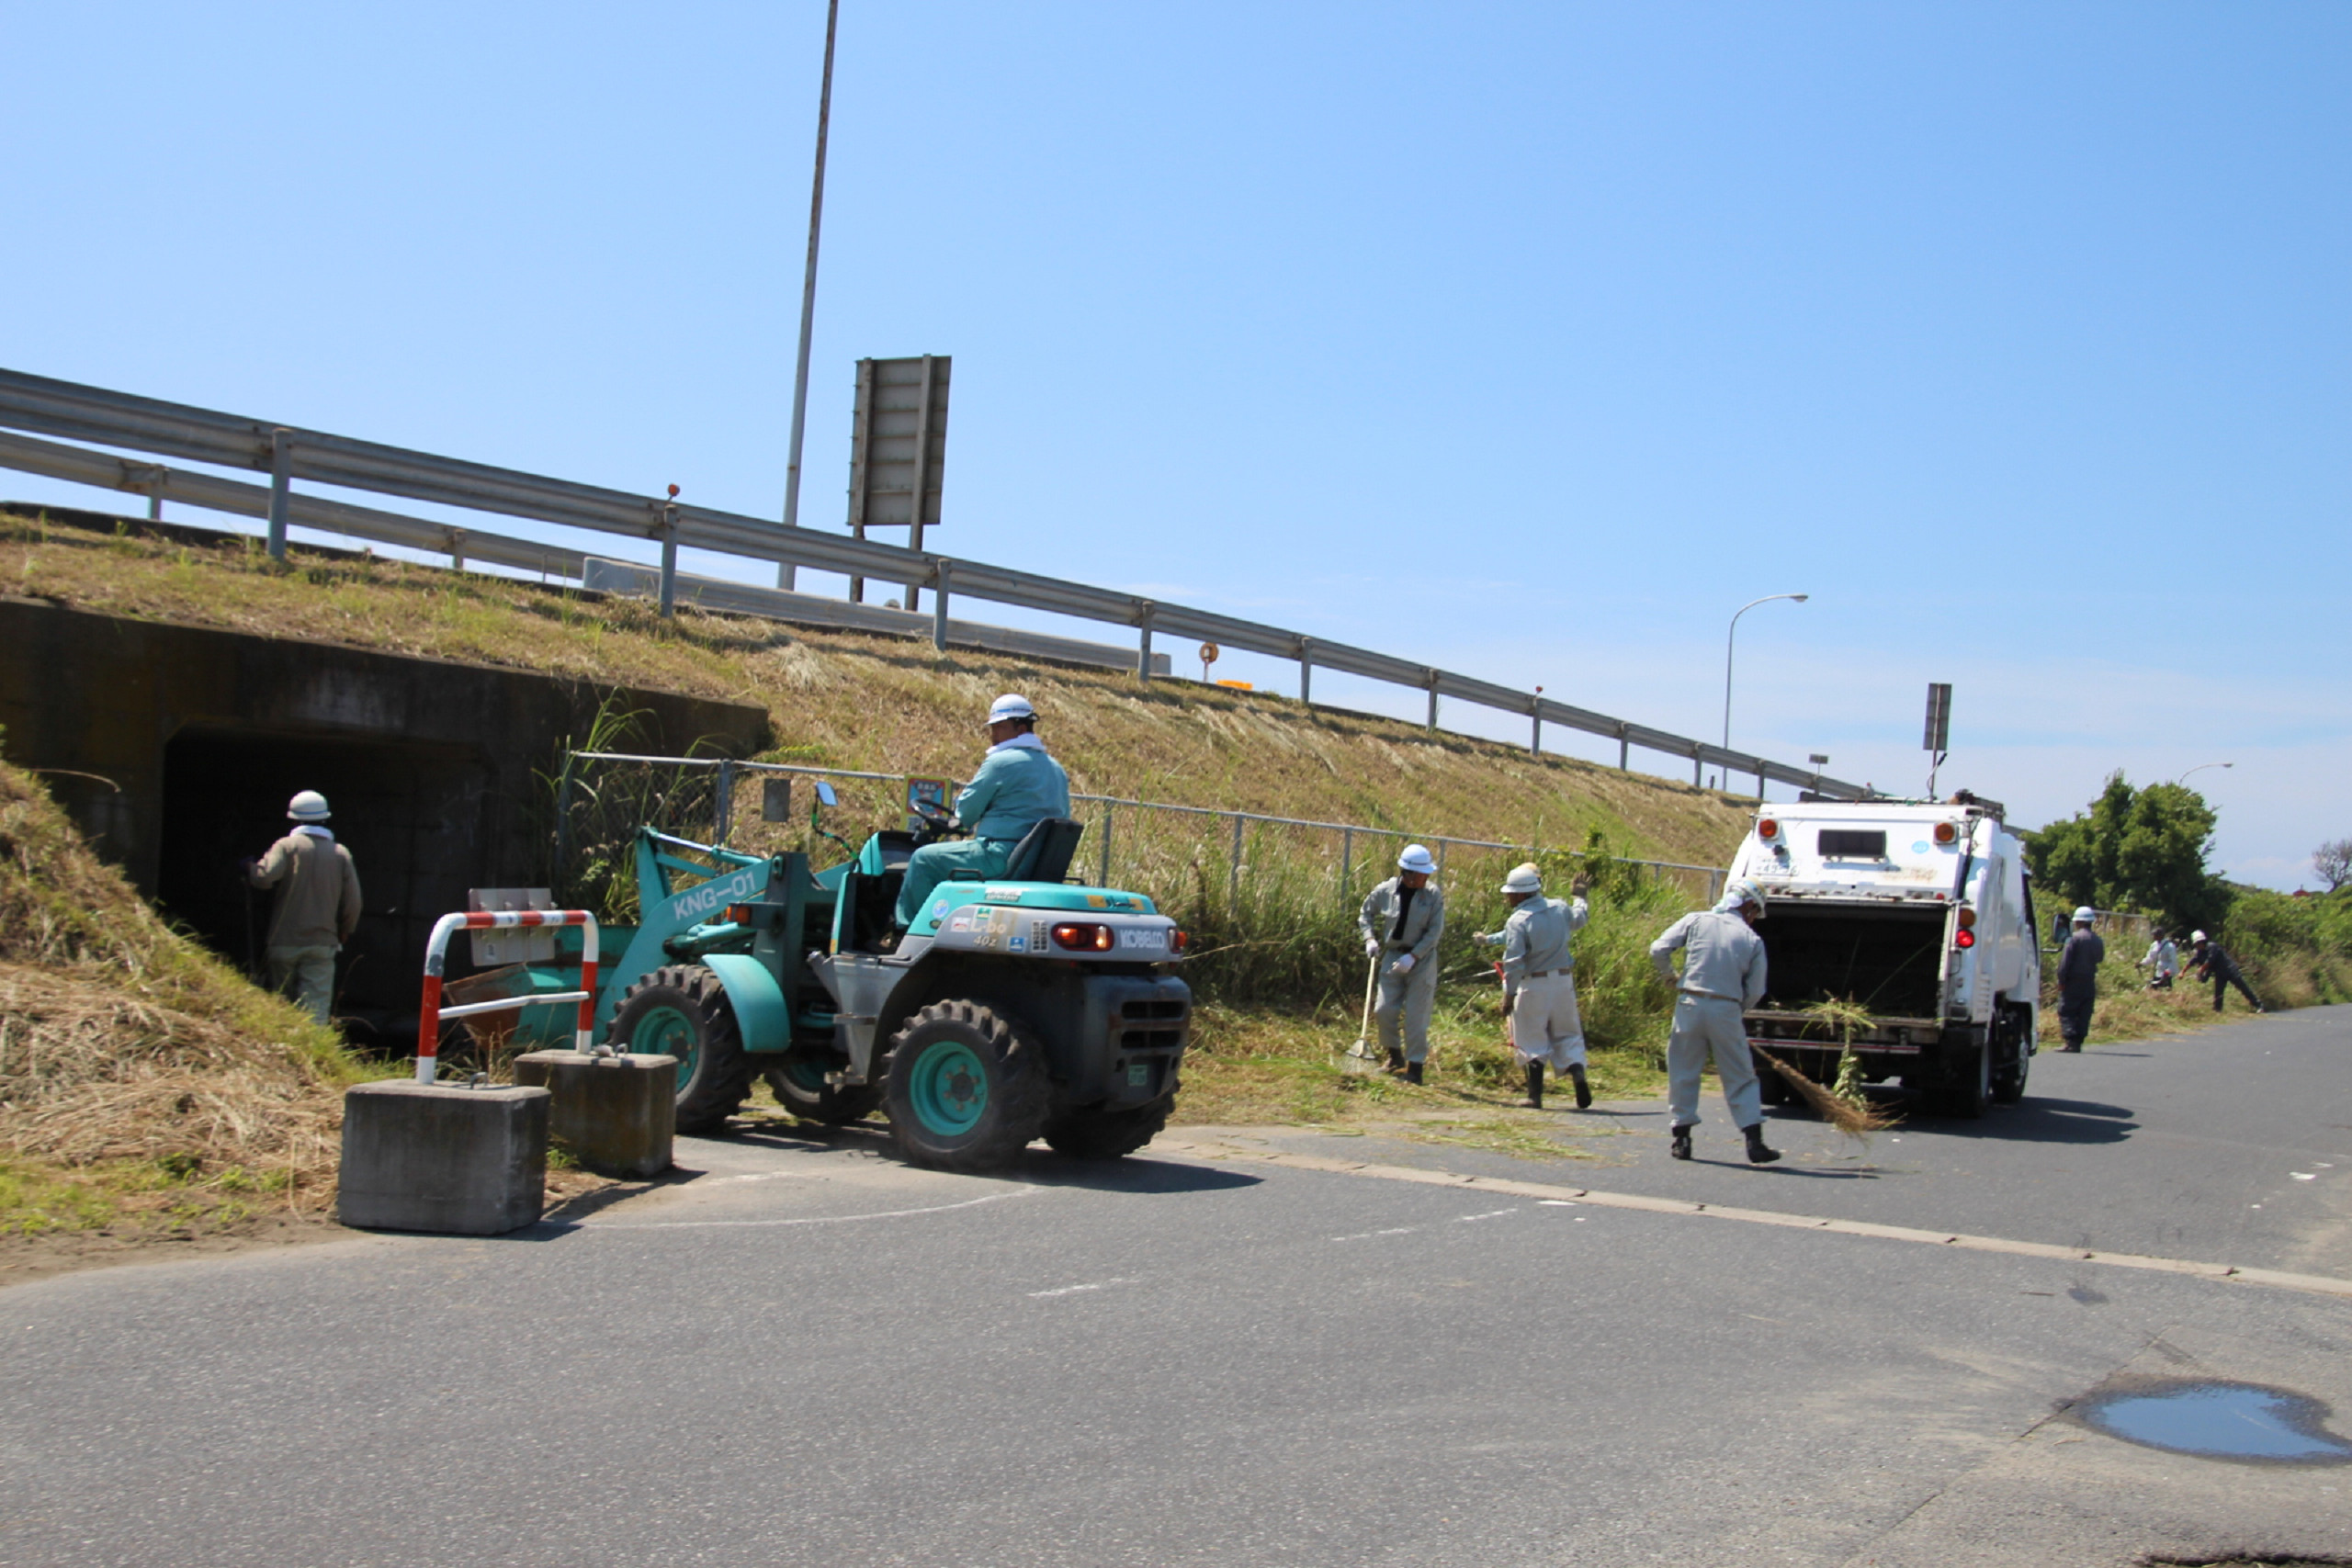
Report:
2054,906,2105,1051
1359,844,1445,1083
1478,862,1593,1109
1648,877,1779,1165
244,789,363,1028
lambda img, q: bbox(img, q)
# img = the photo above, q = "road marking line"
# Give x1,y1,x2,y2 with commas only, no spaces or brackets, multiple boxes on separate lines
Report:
586,1186,1041,1230
1027,1277,1136,1298
1331,1226,1419,1241
1158,1141,2352,1299
1454,1208,1520,1223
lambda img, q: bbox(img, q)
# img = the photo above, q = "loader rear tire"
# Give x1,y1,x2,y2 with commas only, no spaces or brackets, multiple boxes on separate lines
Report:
610,964,753,1134
764,1045,885,1126
1042,1092,1176,1161
883,1000,1049,1171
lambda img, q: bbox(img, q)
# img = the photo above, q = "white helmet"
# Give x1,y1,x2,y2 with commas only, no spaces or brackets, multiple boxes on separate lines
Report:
987,694,1036,725
1397,844,1437,876
2073,906,2096,924
287,790,331,822
2190,930,2207,943
1720,876,1767,916
1500,863,1543,895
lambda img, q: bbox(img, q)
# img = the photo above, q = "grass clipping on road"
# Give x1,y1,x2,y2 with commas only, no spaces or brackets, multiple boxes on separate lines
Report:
0,760,360,1236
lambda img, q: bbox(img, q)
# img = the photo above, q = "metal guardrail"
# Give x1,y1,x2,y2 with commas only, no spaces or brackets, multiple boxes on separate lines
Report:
0,367,1866,800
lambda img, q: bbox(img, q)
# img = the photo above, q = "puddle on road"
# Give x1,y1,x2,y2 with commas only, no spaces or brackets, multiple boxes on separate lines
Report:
2078,1380,2352,1464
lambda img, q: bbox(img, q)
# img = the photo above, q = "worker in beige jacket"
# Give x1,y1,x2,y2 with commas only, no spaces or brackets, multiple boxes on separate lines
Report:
245,789,363,1027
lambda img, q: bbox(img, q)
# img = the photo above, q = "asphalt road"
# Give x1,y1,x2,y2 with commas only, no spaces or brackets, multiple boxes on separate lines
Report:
4,1010,2349,1567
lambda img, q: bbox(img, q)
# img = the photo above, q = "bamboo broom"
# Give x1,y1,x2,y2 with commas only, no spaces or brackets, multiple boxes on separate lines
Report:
1751,1045,1898,1137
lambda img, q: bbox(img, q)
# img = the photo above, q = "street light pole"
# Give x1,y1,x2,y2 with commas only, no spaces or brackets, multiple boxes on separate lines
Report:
1723,592,1810,756
776,0,842,591
2175,761,2233,787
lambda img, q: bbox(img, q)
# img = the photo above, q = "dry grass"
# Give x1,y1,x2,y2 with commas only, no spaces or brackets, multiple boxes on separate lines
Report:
3,512,1758,868
0,759,365,1234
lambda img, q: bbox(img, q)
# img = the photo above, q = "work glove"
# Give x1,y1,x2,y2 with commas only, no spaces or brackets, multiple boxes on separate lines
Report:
1474,930,1504,946
1364,938,1382,959
1571,874,1592,897
1390,953,1416,976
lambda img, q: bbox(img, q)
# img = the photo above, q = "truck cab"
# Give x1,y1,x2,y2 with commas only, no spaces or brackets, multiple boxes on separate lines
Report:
1728,795,2041,1117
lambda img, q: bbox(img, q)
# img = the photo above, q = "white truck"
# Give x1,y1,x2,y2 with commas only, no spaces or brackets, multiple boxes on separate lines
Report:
1725,793,2041,1118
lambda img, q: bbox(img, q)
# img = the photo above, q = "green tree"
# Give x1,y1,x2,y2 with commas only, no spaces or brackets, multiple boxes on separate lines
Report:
2024,772,2232,933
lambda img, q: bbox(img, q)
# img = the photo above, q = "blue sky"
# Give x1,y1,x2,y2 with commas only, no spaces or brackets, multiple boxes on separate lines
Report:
4,3,2345,886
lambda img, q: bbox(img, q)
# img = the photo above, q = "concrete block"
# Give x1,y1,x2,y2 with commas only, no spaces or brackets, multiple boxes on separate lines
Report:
513,1051,678,1179
337,1081,548,1235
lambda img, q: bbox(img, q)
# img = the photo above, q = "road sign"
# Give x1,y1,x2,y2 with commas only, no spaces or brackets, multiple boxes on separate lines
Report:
846,355,950,609
1923,682,1952,753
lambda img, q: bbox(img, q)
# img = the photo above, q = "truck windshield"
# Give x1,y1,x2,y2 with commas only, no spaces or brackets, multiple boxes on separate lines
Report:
1818,829,1887,859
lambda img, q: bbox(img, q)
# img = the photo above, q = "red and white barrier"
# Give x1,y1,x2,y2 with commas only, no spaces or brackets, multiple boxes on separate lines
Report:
415,909,600,1084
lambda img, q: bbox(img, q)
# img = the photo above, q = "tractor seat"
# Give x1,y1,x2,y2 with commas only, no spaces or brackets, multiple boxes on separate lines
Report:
1000,817,1085,884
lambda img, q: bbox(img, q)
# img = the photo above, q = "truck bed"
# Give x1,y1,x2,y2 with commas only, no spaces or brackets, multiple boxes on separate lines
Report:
1757,900,1946,1019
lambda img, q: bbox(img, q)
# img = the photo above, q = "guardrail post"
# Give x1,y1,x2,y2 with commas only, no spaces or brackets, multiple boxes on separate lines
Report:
1098,801,1114,887
931,560,951,652
1228,813,1245,908
658,505,679,617
1136,601,1156,682
1298,638,1313,707
1618,729,1630,771
1530,705,1541,759
1425,671,1439,730
1436,838,1449,877
1755,764,1766,803
1693,751,1703,787
265,427,292,562
1340,826,1352,895
446,527,468,573
715,760,736,844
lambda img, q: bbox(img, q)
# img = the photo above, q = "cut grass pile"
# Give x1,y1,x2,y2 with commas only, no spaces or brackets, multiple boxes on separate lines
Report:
0,758,365,1236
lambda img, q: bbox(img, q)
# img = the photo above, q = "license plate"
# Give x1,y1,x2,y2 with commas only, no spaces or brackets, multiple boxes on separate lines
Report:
1118,928,1165,950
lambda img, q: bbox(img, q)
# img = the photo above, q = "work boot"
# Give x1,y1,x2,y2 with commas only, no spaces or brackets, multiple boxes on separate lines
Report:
1742,1122,1782,1165
1385,1047,1406,1075
1669,1124,1693,1161
1570,1065,1593,1111
1525,1061,1545,1109
1404,1060,1424,1086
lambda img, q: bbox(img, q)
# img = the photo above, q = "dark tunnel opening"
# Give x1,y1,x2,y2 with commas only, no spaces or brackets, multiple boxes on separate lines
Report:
157,726,495,1051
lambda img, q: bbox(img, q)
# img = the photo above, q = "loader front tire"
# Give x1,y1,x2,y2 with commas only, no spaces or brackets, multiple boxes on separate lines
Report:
610,964,753,1134
1042,1092,1175,1161
884,1000,1048,1171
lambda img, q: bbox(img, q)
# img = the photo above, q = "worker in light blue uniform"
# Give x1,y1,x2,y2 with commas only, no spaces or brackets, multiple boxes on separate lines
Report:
894,694,1072,931
1649,877,1780,1165
1478,862,1592,1110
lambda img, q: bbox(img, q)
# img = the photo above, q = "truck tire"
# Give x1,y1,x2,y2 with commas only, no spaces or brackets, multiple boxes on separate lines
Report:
1042,1091,1176,1161
610,964,754,1134
1989,1004,2031,1105
884,1000,1050,1171
764,1046,885,1126
1938,1040,1990,1121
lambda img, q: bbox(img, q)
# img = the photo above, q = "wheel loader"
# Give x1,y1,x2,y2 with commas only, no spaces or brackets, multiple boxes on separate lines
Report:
498,779,1193,1169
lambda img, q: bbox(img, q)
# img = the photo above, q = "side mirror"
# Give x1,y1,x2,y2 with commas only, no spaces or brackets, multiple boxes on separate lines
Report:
813,780,839,808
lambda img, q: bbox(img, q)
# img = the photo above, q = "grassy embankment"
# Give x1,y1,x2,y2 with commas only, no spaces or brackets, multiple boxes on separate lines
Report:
0,755,366,1240
4,513,1771,1155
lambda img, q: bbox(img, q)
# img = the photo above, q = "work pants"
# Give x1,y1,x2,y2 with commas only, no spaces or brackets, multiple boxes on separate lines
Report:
2147,973,2175,990
2211,971,2260,1012
1665,993,1761,1130
895,837,1017,929
267,944,337,1028
2057,983,2097,1047
1374,956,1440,1065
1509,972,1586,1071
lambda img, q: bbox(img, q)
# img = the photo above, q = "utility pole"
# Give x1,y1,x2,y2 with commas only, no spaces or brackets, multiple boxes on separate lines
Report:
777,0,841,591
